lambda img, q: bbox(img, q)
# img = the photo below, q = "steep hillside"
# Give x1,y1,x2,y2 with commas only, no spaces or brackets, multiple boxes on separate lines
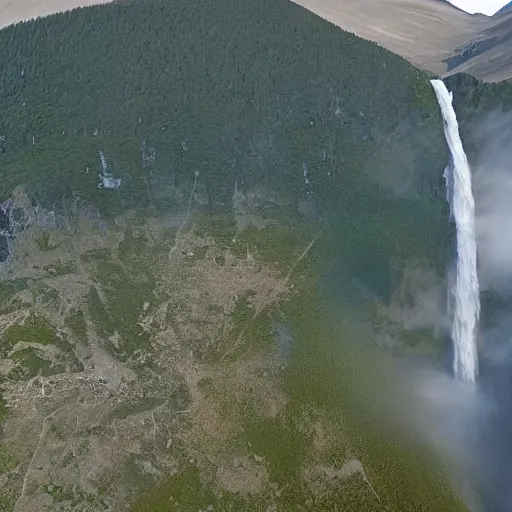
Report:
0,0,508,510
291,0,512,82
450,9,512,82
0,0,447,216
2,0,512,83
0,0,113,29
497,1,512,15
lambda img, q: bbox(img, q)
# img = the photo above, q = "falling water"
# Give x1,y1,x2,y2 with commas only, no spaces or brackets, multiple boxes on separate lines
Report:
431,79,480,385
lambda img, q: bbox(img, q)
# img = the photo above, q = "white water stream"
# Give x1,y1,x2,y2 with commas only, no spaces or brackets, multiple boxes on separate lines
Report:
431,79,480,385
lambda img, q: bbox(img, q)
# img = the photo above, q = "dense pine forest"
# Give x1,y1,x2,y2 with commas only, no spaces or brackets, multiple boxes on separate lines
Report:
0,0,449,216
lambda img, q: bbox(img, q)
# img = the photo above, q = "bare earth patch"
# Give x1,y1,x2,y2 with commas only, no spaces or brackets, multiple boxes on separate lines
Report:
0,195,293,511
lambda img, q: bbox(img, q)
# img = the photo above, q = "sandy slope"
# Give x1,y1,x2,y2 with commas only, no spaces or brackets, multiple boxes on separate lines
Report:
291,0,512,82
0,0,113,29
453,10,512,82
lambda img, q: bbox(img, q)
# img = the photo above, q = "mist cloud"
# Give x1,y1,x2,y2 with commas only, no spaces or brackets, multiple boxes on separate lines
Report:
471,110,512,292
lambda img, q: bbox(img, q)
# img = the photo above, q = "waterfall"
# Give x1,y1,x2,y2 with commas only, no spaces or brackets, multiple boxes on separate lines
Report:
431,79,480,385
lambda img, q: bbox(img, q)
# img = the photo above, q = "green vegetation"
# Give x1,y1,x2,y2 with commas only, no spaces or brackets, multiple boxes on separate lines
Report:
41,484,74,503
413,70,439,116
0,493,16,512
32,282,60,307
193,212,238,250
64,308,88,341
129,214,465,511
132,467,215,512
44,260,76,276
0,279,28,316
41,483,108,509
0,445,18,511
233,222,313,271
223,303,275,361
87,286,115,339
231,291,257,333
35,232,52,251
2,313,56,350
447,73,512,114
0,0,504,507
246,411,308,484
0,398,8,426
85,229,159,359
94,261,154,359
0,0,450,217
118,228,150,265
398,326,445,356
280,281,466,511
132,462,389,512
0,311,78,379
81,248,112,263
10,347,62,379
0,279,27,303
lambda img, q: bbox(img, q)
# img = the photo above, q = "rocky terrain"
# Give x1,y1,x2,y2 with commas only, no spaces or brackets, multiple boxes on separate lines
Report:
0,185,462,511
0,188,294,510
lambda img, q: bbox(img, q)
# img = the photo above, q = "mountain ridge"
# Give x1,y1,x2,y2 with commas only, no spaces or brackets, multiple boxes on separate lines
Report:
291,0,512,82
0,0,511,83
0,0,114,29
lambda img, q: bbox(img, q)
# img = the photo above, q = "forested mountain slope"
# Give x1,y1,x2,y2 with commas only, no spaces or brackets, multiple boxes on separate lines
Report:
0,0,447,214
0,0,509,510
0,0,113,29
